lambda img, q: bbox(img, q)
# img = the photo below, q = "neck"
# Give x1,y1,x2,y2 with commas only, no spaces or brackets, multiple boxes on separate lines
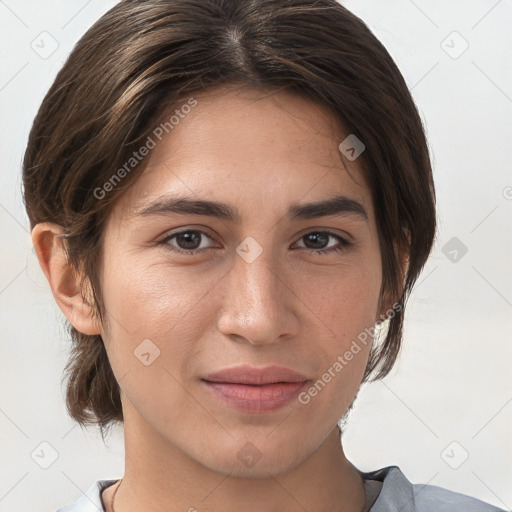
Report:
109,404,366,512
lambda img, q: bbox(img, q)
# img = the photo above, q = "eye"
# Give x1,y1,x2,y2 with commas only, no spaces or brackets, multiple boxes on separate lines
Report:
158,229,352,257
159,229,217,255
293,231,352,255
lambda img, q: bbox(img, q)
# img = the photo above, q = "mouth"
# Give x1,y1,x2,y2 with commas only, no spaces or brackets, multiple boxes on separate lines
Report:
201,364,311,413
201,380,310,413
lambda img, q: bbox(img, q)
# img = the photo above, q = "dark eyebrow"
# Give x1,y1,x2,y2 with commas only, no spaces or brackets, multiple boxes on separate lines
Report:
134,194,368,223
288,195,368,221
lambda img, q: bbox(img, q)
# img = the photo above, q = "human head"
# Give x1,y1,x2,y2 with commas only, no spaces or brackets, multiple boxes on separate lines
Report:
23,0,436,442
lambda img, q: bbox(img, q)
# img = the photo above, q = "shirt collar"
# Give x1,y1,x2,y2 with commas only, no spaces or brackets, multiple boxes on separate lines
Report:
359,465,416,512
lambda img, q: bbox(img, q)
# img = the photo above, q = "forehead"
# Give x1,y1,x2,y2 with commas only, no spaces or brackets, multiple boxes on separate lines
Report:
111,86,373,225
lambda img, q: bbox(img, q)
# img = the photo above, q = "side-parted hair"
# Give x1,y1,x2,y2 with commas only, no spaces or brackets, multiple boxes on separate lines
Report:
22,0,436,437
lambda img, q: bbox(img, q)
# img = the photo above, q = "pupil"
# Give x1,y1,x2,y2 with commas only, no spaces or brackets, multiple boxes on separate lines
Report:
306,233,328,249
178,232,200,249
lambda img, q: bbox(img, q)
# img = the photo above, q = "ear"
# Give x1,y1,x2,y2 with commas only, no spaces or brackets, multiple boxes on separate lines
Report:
377,228,410,320
31,222,101,335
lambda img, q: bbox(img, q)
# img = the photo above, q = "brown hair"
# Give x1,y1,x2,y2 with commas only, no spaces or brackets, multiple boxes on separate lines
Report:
22,0,436,438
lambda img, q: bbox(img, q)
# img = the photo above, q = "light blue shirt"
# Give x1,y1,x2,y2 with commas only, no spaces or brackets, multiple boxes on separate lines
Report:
55,465,506,512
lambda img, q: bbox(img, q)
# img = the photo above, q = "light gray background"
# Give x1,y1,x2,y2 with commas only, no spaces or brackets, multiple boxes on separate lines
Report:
0,1,511,511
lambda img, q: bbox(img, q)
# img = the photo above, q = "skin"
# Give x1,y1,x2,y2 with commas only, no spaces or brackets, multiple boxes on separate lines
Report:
33,85,402,512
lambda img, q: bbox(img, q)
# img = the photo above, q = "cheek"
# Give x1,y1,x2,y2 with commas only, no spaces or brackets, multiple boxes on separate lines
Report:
297,265,380,417
298,254,381,397
99,261,213,415
99,258,223,382
102,257,216,331
304,259,382,340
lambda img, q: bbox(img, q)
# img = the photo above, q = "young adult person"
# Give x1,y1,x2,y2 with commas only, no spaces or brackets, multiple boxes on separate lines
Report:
23,1,505,510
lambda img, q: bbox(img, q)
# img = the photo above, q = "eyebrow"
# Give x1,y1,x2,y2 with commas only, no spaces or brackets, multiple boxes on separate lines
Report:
134,194,368,223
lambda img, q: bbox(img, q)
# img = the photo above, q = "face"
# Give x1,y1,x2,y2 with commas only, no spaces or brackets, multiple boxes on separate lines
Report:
97,86,383,477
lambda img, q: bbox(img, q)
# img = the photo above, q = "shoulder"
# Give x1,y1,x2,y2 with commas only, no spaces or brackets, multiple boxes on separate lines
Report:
361,466,506,512
55,479,118,512
411,481,505,511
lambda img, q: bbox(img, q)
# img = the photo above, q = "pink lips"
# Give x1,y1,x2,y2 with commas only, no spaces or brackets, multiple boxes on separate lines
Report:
202,364,310,413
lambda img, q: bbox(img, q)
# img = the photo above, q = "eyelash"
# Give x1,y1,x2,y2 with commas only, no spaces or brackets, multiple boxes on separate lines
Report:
158,229,352,256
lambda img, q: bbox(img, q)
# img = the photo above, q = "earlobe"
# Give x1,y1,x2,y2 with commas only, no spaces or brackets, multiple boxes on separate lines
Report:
31,222,101,336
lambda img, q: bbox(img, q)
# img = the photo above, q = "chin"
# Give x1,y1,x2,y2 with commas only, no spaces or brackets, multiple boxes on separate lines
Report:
194,435,308,479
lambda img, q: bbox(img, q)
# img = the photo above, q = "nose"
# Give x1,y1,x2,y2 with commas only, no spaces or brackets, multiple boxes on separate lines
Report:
216,245,300,346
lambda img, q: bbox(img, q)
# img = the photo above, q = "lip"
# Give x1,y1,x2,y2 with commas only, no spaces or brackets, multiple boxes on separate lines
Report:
201,365,310,413
203,364,309,385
